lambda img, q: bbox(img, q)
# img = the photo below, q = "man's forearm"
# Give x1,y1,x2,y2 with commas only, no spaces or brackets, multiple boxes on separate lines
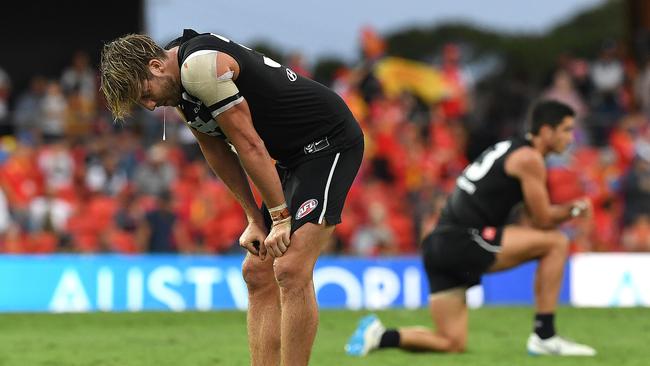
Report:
528,204,573,229
548,203,575,226
186,112,269,223
202,143,263,223
234,144,286,210
211,101,286,211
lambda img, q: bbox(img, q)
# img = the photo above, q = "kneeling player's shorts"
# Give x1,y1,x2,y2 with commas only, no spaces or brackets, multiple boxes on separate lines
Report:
422,225,503,294
262,140,364,234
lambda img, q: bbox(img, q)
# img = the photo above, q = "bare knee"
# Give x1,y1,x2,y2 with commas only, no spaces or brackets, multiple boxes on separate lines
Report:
547,231,570,255
534,230,569,257
242,257,275,293
449,342,466,353
273,258,312,290
444,336,466,353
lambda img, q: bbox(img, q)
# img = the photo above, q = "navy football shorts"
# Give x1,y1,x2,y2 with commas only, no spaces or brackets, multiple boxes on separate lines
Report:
422,225,503,293
262,140,363,234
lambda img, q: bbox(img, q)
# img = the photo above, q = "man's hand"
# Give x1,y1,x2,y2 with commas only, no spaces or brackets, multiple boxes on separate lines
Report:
263,204,292,259
570,198,593,219
239,221,268,258
264,218,291,259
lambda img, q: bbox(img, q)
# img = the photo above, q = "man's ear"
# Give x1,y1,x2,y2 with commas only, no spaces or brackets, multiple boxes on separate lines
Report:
148,59,164,76
538,124,552,139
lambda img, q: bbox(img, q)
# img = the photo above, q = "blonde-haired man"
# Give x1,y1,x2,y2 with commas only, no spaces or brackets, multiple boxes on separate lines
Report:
101,29,364,366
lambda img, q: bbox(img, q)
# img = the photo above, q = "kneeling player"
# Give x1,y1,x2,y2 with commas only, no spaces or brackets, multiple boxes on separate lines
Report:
346,100,596,357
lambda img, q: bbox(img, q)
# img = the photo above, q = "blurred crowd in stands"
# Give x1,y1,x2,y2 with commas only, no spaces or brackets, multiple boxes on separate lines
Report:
1,29,650,255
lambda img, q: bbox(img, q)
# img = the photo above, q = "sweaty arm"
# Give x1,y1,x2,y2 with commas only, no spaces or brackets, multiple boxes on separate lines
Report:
180,50,286,213
505,147,576,229
182,50,290,257
187,126,263,224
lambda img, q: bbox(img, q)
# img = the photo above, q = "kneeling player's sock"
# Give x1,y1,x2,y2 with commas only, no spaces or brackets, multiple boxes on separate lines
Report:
534,313,556,339
378,329,401,348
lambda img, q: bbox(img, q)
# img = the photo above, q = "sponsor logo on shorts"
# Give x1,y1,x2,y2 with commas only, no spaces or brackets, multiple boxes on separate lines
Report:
304,137,330,154
296,199,318,220
481,226,497,241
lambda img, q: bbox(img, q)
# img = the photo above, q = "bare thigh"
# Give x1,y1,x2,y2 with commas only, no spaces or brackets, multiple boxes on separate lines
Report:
272,222,334,282
489,225,566,272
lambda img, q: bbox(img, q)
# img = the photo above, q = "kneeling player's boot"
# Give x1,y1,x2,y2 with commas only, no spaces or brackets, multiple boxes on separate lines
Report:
527,333,596,356
344,314,385,356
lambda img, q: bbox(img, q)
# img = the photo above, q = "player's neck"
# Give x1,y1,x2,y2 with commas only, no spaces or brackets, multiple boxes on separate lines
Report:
528,136,551,156
165,47,181,83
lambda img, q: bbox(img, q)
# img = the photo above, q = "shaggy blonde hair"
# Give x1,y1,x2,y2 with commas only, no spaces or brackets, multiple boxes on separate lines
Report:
100,34,167,119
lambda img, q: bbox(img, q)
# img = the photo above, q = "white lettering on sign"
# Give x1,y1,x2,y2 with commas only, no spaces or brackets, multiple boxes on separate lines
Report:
49,269,91,312
47,263,426,312
185,267,221,311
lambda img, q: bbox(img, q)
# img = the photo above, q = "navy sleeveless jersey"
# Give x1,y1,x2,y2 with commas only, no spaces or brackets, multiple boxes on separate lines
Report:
167,29,362,167
439,138,532,228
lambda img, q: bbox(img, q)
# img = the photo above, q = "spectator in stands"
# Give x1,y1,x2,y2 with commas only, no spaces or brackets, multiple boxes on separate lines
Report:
27,186,72,243
60,51,97,104
622,143,650,228
588,40,625,146
85,150,128,196
635,57,650,119
439,43,471,120
13,76,47,141
0,141,43,229
351,201,396,256
107,189,143,253
567,58,594,102
590,40,625,103
111,129,144,180
41,81,67,143
137,190,190,253
0,187,11,245
622,214,650,251
0,66,11,136
543,69,588,121
133,143,176,197
37,140,75,193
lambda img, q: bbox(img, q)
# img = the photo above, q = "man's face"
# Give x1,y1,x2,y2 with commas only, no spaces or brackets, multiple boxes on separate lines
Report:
547,116,575,153
138,63,182,111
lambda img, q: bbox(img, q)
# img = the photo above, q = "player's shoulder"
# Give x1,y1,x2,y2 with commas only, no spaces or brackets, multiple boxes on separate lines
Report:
176,30,229,55
509,145,542,163
505,145,544,176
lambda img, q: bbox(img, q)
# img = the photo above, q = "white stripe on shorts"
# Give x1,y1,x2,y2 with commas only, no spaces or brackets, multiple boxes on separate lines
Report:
469,229,501,253
318,152,341,224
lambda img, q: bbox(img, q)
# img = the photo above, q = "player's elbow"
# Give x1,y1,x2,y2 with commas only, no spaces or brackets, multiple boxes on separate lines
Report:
235,136,270,160
532,222,556,230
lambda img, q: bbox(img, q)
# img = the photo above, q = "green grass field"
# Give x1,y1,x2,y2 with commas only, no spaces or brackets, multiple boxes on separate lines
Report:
0,307,647,366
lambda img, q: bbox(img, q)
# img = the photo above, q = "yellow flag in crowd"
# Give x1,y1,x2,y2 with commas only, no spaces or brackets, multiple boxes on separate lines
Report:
374,57,450,104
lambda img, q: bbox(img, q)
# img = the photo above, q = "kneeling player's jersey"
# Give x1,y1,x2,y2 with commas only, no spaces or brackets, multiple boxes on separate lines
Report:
439,137,531,229
167,29,363,167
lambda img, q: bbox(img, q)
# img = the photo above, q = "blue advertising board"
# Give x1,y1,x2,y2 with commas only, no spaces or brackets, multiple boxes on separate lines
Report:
0,255,569,313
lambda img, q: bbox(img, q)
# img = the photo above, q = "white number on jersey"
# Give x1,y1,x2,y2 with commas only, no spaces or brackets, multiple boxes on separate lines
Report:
210,33,231,43
263,56,282,68
457,140,512,194
209,32,281,69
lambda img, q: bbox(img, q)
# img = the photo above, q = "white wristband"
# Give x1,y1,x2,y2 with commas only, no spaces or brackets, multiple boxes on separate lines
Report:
570,206,582,218
272,216,291,227
268,203,287,213
570,200,587,217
